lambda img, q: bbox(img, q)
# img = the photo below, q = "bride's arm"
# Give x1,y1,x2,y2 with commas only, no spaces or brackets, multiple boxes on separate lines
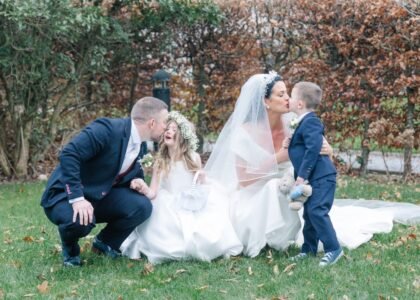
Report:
275,146,289,163
320,137,334,160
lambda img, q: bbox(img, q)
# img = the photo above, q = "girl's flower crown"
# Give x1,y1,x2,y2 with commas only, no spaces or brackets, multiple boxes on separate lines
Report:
167,111,199,151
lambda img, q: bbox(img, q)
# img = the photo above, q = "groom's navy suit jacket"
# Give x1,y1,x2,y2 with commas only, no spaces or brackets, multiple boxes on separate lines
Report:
41,118,145,208
288,112,336,182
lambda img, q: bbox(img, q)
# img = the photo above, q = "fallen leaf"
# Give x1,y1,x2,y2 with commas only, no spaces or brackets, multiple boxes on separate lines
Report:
257,283,265,288
142,263,154,275
126,263,134,268
272,296,288,300
413,277,420,289
408,233,416,240
0,289,4,299
37,281,49,294
11,261,22,269
248,266,253,275
307,293,315,299
223,278,238,282
267,249,273,263
160,278,172,284
53,244,62,255
36,274,47,281
175,269,187,275
273,264,279,275
283,263,296,273
117,296,123,300
196,285,209,290
80,241,91,253
365,252,373,260
23,236,35,243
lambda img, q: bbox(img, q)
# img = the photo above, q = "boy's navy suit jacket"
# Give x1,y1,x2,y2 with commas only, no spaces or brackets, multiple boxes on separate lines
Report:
288,112,336,182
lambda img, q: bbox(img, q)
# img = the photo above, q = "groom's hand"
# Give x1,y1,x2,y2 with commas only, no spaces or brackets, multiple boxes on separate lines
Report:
72,199,94,225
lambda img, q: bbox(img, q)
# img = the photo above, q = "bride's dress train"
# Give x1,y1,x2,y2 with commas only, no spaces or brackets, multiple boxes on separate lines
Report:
228,164,417,255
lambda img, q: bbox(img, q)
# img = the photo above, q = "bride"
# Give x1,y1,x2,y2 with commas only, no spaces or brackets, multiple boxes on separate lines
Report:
205,72,420,257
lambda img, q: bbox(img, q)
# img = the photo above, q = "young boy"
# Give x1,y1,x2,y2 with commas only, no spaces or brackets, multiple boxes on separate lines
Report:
287,81,343,267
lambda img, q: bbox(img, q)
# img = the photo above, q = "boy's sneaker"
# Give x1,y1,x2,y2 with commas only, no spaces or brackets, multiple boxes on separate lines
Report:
319,248,343,267
289,252,310,262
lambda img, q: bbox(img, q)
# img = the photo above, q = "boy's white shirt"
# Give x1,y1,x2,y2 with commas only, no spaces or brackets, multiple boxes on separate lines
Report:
296,111,311,124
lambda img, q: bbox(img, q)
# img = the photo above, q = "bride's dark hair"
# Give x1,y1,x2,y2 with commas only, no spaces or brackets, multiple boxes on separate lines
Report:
243,72,283,123
264,73,283,98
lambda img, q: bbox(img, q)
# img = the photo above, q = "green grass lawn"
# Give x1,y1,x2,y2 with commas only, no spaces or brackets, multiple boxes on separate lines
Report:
0,177,419,299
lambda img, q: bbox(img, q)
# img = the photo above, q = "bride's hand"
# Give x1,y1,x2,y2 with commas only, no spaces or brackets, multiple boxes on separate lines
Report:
320,137,334,160
282,137,291,149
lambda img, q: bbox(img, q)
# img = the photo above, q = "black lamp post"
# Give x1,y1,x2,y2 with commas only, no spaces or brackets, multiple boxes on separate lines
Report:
152,69,171,110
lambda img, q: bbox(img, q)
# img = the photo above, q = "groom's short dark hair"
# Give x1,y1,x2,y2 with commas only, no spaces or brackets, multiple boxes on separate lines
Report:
294,82,322,109
131,97,168,122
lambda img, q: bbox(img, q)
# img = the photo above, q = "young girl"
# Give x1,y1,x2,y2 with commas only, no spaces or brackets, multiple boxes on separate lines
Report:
120,111,243,264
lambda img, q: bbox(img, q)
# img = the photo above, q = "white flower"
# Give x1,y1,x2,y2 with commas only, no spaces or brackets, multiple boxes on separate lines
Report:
290,118,299,130
139,153,154,168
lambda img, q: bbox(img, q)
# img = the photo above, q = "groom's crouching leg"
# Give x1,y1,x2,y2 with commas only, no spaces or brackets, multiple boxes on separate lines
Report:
45,201,95,267
93,188,153,257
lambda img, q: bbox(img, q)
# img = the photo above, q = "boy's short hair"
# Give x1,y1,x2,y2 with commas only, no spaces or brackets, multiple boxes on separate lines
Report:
131,97,168,122
294,82,322,109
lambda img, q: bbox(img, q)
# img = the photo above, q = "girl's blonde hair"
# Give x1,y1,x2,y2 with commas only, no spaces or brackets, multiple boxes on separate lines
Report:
156,120,200,176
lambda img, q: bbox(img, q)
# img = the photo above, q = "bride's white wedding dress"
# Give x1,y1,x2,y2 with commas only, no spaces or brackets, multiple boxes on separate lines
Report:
222,128,416,256
229,161,301,257
120,161,243,264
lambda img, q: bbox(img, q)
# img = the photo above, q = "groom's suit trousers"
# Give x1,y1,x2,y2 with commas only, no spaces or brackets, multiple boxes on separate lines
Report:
44,187,152,251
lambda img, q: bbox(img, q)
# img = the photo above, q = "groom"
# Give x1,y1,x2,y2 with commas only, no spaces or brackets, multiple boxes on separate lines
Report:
41,97,168,266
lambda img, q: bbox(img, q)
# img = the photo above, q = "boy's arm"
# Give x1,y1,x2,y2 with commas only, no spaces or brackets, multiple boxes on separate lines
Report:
297,117,324,182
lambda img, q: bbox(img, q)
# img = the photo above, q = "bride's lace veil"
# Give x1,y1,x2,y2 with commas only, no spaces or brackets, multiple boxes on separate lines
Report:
204,73,295,191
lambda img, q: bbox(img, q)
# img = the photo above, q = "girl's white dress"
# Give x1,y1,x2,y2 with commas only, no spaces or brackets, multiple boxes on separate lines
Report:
120,161,243,264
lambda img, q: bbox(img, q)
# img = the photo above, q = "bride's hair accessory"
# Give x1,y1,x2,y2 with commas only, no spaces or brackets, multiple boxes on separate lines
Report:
263,70,282,98
168,111,199,151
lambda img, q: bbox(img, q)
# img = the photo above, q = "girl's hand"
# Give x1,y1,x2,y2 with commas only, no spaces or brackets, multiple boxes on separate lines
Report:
130,178,149,194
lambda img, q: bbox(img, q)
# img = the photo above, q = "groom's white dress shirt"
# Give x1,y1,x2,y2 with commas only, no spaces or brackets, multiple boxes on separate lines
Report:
69,120,142,204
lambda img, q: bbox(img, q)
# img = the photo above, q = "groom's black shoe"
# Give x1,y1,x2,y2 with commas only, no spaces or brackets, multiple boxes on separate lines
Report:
62,243,82,267
92,237,121,259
